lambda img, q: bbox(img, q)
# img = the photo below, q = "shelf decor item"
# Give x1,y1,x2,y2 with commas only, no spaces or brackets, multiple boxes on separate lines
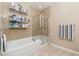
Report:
9,14,30,29
9,3,28,15
8,3,30,29
0,15,6,30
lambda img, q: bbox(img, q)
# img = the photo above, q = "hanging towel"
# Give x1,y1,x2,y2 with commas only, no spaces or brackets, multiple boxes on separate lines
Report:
0,32,7,55
0,34,1,51
0,32,3,54
2,34,7,52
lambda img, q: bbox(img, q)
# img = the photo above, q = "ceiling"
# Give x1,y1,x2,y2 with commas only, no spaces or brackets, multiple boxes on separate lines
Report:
30,2,52,11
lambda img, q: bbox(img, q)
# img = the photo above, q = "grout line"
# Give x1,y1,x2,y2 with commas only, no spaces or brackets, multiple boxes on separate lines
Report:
50,43,79,55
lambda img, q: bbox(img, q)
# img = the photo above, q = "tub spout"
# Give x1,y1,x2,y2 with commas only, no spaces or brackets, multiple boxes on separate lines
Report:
32,38,37,41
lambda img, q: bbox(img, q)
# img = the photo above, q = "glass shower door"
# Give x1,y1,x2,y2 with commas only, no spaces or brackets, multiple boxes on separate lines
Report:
32,15,41,36
40,15,48,44
32,14,48,44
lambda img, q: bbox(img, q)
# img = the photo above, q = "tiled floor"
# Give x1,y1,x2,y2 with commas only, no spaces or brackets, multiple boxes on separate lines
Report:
32,45,79,56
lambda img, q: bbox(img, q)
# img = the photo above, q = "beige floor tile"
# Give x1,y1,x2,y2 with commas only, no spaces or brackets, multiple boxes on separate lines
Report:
32,45,79,56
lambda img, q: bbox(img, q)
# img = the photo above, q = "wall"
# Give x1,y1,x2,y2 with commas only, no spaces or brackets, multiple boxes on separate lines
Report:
0,3,2,30
41,7,50,17
49,3,79,52
0,2,33,41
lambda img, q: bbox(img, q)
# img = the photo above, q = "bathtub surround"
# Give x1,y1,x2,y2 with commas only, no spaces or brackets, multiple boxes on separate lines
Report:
2,36,48,56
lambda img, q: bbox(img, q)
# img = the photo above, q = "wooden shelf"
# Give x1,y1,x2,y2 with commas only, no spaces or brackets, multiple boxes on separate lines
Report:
9,19,26,23
9,27,28,29
9,7,27,15
9,19,30,29
9,4,30,29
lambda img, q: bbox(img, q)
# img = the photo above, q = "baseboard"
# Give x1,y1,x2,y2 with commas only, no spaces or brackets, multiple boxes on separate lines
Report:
50,43,79,55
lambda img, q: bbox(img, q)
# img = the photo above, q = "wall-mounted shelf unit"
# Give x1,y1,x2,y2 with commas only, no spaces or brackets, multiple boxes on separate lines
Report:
9,3,28,15
9,15,30,29
9,7,28,15
8,3,30,29
9,22,30,29
9,19,27,23
9,27,28,29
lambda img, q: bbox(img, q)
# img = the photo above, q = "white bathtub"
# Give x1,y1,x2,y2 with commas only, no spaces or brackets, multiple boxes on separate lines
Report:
2,36,48,56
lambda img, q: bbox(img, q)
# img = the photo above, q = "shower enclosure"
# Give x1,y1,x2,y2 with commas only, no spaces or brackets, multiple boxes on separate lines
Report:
32,14,48,44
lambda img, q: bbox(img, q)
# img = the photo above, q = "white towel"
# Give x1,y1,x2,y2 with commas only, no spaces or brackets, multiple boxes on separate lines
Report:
2,34,7,52
0,32,3,54
0,32,7,55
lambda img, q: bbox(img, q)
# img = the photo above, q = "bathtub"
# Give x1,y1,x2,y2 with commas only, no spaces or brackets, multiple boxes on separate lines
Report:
2,36,48,56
